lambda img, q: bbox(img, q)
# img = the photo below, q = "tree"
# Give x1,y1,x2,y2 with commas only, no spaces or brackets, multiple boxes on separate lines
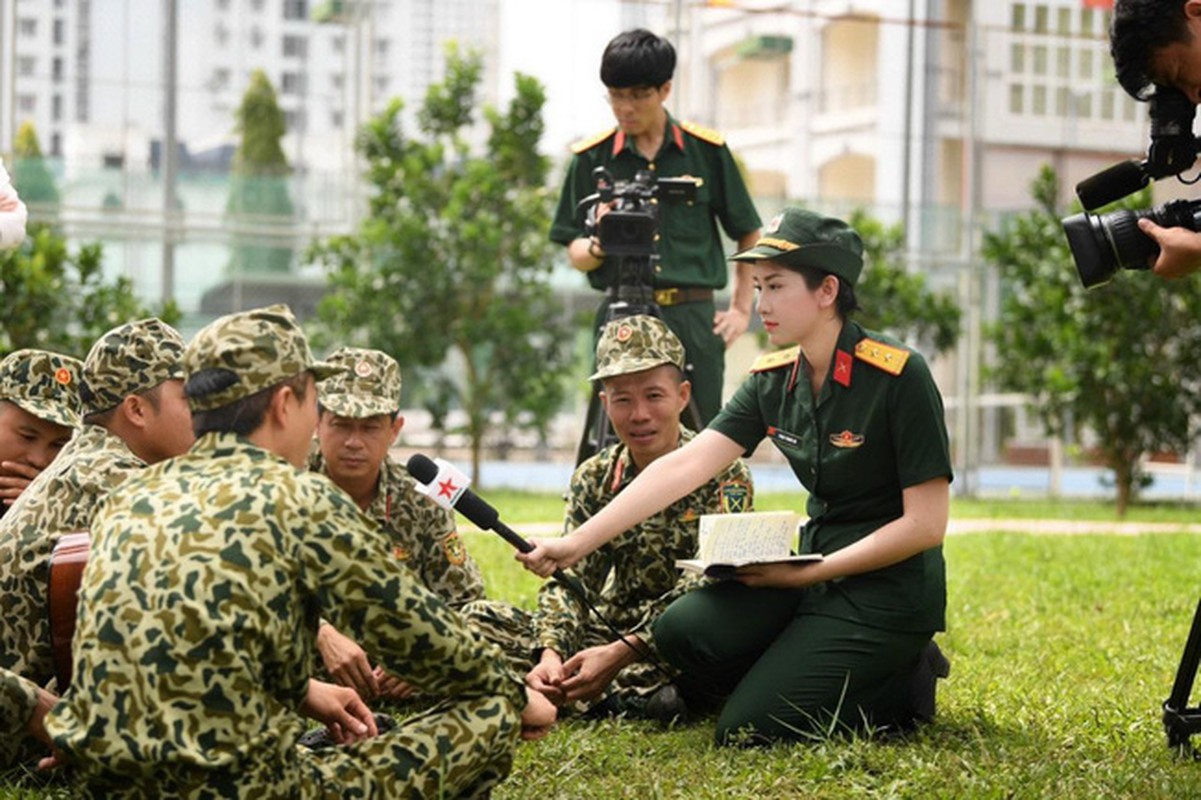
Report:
0,224,179,360
982,165,1201,516
848,209,961,356
311,45,574,484
227,70,295,275
11,121,59,206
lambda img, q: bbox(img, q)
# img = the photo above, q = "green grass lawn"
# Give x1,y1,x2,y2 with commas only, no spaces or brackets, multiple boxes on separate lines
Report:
7,497,1201,798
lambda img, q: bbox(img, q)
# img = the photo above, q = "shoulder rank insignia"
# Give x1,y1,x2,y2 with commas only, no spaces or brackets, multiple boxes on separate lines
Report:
680,120,725,146
571,126,618,154
718,480,752,513
750,345,800,373
854,338,910,376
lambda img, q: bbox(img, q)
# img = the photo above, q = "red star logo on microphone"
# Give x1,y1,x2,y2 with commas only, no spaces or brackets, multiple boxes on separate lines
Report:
437,478,458,499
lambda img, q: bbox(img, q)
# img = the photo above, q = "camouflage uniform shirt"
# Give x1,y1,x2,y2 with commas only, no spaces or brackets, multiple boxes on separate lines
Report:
0,666,40,765
0,424,144,686
310,451,486,608
45,433,524,798
537,426,754,660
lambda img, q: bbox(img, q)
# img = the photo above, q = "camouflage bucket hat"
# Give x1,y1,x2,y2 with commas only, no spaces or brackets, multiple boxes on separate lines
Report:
0,349,83,428
590,314,686,381
730,206,865,287
319,347,402,418
80,318,186,415
184,304,343,412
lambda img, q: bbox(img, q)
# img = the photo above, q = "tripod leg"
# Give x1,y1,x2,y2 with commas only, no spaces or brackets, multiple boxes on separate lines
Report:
1164,598,1201,755
575,380,612,466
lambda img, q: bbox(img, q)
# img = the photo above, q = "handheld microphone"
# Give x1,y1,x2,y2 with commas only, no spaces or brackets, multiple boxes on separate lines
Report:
406,453,580,591
406,452,671,680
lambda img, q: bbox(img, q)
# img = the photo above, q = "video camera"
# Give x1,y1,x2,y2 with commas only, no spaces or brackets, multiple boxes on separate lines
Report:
1063,86,1201,287
582,167,698,258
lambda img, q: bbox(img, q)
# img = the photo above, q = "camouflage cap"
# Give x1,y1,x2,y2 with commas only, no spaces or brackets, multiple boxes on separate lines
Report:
0,349,83,428
730,206,864,287
590,314,685,381
80,318,186,415
183,304,342,412
319,347,402,418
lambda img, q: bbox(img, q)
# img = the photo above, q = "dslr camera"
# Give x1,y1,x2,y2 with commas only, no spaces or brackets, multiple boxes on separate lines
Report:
584,166,698,258
1063,86,1201,288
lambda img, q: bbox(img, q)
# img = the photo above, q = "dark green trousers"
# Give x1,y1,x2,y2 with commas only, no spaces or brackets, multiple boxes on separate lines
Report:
593,299,724,427
652,581,931,745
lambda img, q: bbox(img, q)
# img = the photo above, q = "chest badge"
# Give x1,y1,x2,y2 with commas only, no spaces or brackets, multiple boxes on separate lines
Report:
829,430,865,449
443,533,468,566
717,480,751,514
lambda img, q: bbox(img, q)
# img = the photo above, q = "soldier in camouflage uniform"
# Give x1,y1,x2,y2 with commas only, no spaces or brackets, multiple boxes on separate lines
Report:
309,346,496,701
523,315,753,720
0,349,81,517
0,318,192,705
45,304,554,799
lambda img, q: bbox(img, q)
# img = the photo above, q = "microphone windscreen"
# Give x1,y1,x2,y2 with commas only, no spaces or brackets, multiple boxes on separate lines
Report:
1076,160,1149,211
406,453,438,484
453,490,500,529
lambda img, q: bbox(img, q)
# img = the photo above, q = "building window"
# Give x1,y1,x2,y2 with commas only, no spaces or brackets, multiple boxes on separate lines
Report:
53,18,65,45
249,26,264,49
18,18,36,36
331,35,345,54
250,0,265,11
210,67,231,91
330,110,344,128
281,72,306,95
52,94,63,122
215,22,230,46
283,35,308,58
17,56,35,77
52,57,64,82
330,73,344,91
18,94,36,113
284,109,307,132
51,133,62,157
283,0,309,20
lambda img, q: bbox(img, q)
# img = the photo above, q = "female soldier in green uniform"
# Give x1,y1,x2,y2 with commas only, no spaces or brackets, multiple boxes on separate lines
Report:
520,207,952,744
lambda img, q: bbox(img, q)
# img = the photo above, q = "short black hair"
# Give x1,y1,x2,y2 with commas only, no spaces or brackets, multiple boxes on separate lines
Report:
790,263,861,318
1111,0,1192,99
82,382,164,427
191,372,310,438
600,29,675,88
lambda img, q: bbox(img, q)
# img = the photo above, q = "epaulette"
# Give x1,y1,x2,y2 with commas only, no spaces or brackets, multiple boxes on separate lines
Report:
854,338,910,376
571,127,618,155
680,120,725,146
750,345,800,373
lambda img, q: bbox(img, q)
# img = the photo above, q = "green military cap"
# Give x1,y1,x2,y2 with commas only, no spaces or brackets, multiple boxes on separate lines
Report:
80,318,186,415
590,314,686,381
0,349,83,428
730,206,864,288
319,347,402,418
184,304,342,412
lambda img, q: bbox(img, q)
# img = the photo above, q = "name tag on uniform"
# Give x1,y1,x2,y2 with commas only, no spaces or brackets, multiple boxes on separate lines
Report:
766,425,801,447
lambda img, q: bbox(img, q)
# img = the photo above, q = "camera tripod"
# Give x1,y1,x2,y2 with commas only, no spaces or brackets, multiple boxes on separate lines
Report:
575,254,704,465
1163,598,1201,757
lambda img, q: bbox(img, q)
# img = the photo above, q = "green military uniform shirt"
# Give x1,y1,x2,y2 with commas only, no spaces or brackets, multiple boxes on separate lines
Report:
46,432,524,798
709,321,952,633
310,451,486,608
0,424,145,686
538,427,754,660
550,112,761,292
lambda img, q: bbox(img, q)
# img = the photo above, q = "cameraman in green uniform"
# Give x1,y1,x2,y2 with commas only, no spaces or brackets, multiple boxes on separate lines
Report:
550,28,762,426
522,208,952,745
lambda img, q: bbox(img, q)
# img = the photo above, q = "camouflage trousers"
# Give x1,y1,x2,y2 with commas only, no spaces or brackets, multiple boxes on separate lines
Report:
459,599,677,715
71,694,520,800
